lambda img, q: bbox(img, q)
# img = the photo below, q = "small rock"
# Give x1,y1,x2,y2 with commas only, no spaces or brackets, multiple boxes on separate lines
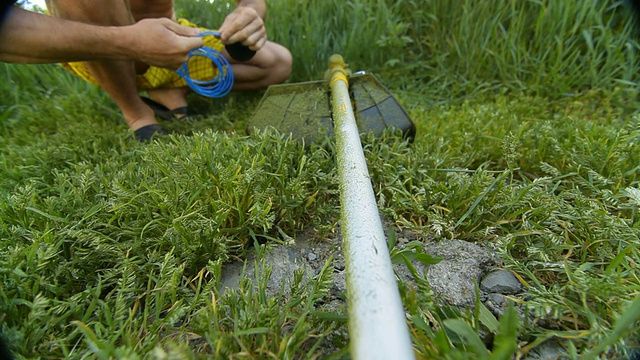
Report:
485,293,509,317
481,269,522,295
219,246,315,297
308,252,318,261
423,239,500,306
523,340,568,360
486,293,508,307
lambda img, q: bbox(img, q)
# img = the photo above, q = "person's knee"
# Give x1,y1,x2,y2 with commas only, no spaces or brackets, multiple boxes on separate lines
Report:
229,42,292,89
269,44,293,85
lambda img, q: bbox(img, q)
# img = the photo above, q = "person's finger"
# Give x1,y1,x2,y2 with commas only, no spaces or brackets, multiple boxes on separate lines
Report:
162,20,202,37
218,13,242,41
219,7,263,43
217,16,233,38
254,35,267,51
243,29,267,51
226,18,264,45
181,36,205,51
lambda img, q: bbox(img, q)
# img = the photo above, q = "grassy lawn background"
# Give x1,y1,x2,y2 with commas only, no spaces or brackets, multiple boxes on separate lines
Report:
2,0,640,358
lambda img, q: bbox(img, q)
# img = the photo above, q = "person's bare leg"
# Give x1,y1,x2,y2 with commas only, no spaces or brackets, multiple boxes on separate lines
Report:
128,0,190,114
130,2,293,97
143,39,292,109
145,41,293,110
226,41,292,90
46,0,159,132
146,87,189,114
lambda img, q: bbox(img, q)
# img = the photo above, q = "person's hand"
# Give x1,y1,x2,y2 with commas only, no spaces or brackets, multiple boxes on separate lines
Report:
123,18,204,69
218,6,267,51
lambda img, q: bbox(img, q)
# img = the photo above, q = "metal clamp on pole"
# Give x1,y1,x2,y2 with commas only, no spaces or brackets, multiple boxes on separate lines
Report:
327,54,415,360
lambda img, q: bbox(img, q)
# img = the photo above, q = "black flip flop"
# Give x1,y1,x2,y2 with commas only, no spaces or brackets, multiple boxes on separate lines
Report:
134,123,168,142
141,96,190,121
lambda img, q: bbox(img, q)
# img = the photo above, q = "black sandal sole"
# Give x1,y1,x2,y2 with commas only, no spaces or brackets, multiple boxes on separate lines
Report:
134,123,168,142
141,96,190,121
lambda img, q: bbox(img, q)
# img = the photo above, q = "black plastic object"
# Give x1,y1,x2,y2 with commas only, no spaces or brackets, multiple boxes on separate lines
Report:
225,42,256,62
247,73,415,144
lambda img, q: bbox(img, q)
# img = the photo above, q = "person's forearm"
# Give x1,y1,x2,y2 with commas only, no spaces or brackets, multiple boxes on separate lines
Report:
0,7,132,64
236,0,267,20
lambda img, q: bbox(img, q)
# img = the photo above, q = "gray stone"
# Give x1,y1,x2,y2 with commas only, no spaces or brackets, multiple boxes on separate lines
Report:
219,231,504,310
486,293,508,307
219,245,317,297
523,340,568,360
485,293,509,317
481,269,522,295
423,239,500,306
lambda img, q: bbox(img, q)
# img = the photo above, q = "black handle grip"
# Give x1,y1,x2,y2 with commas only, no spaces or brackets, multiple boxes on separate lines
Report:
225,42,257,62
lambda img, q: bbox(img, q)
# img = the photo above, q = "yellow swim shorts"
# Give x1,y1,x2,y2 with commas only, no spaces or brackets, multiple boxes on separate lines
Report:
61,18,224,90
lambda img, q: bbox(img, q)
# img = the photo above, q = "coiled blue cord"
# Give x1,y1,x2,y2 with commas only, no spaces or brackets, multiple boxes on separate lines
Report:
176,30,234,98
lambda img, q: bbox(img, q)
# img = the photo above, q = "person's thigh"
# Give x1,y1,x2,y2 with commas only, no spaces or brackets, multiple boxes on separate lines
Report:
45,0,134,25
129,0,175,21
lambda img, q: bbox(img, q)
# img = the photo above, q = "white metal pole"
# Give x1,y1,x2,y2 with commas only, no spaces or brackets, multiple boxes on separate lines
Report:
327,54,415,360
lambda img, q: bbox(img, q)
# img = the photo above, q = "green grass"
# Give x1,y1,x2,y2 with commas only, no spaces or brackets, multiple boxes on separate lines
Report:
2,0,640,358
